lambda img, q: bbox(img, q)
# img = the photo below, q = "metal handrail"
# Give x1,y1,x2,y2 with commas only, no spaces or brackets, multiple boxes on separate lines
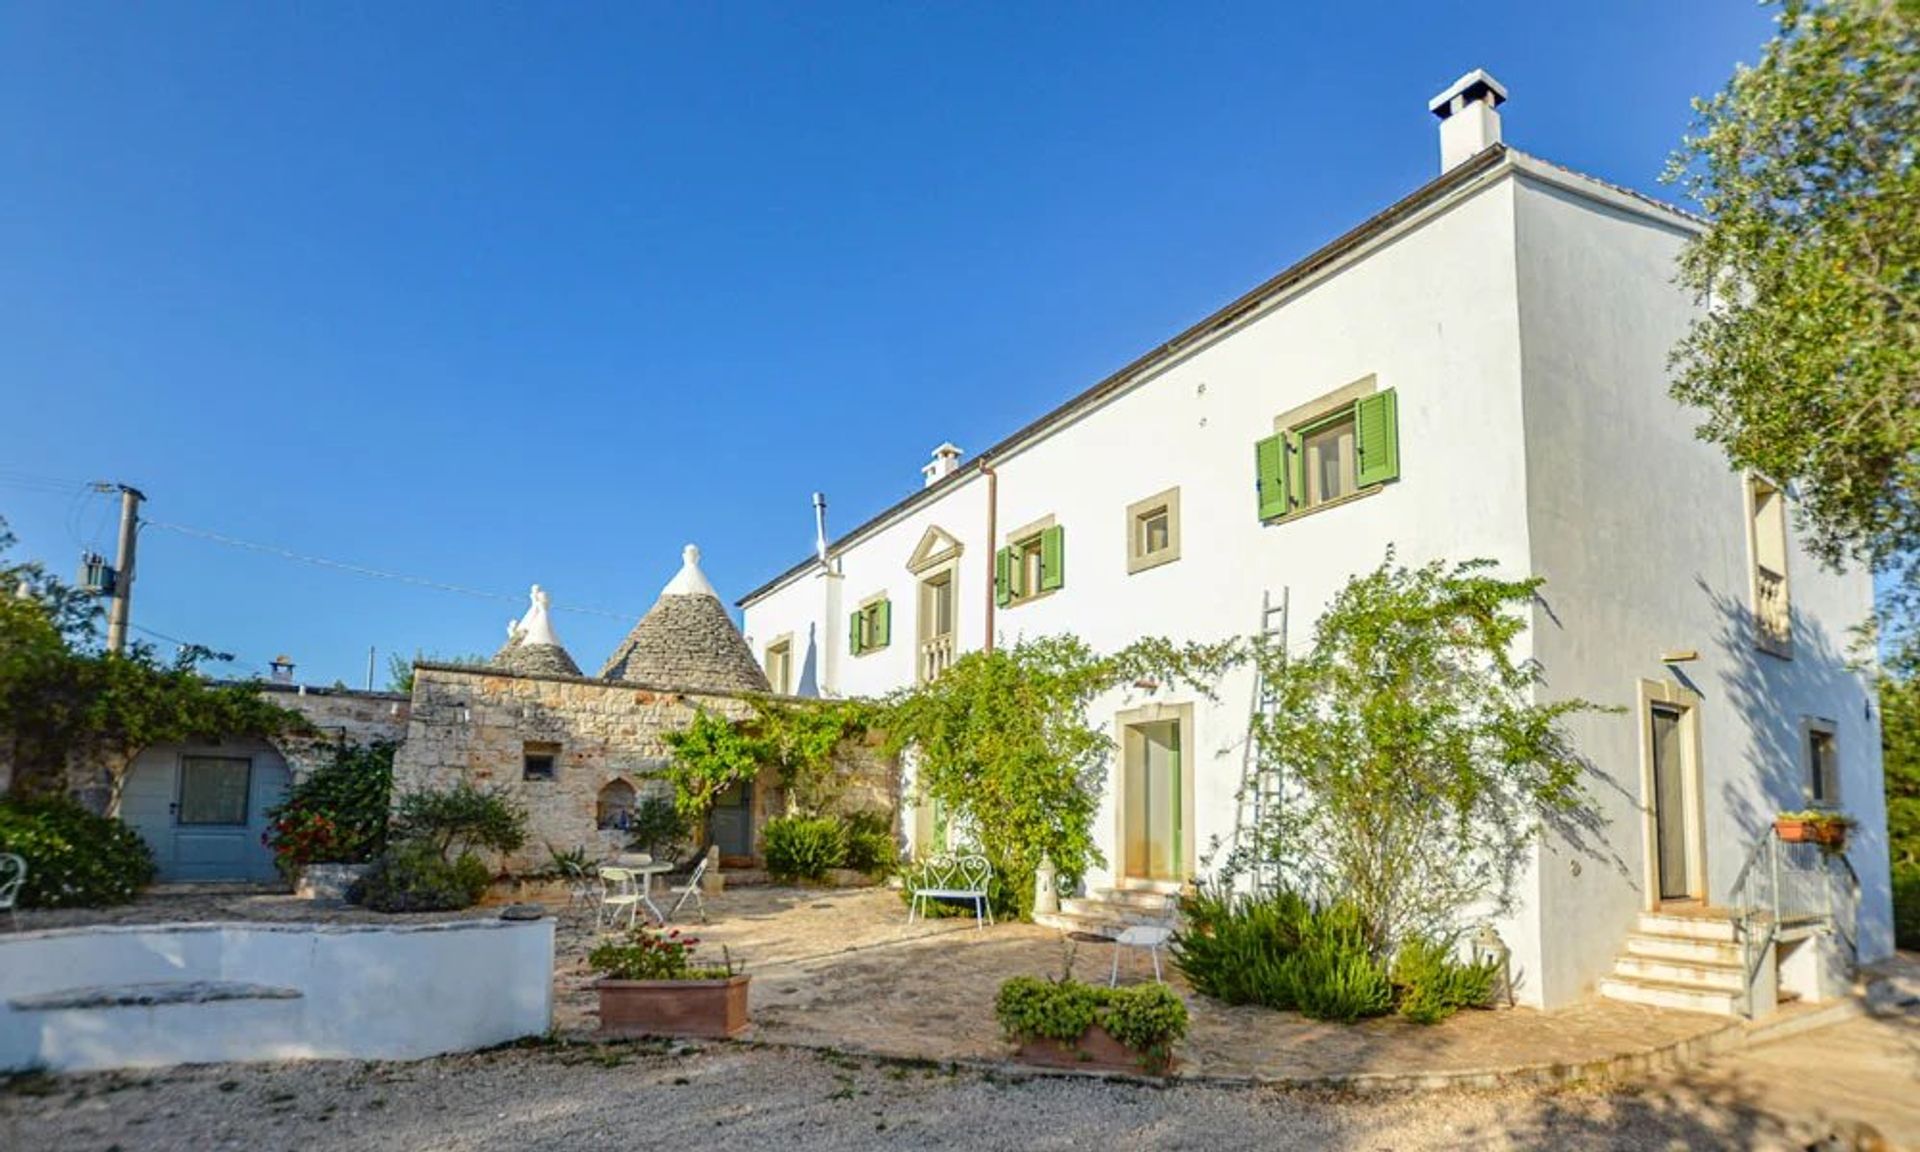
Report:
1725,825,1861,1018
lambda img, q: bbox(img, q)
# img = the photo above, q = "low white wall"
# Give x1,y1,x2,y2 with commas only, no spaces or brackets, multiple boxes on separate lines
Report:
0,918,554,1072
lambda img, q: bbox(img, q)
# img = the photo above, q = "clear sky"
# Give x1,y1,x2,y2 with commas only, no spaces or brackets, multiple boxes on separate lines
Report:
0,2,1775,686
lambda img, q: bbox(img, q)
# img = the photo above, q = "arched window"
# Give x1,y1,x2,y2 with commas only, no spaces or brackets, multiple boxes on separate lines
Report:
596,779,637,830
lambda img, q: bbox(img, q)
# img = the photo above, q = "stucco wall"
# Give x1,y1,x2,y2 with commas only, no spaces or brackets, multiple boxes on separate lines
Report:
1512,170,1894,1005
0,918,554,1072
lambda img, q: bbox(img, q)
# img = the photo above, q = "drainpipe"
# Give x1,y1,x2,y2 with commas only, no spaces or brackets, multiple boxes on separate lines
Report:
980,458,998,653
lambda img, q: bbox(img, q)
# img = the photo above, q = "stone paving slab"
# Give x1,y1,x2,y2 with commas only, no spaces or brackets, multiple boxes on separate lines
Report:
553,885,1767,1087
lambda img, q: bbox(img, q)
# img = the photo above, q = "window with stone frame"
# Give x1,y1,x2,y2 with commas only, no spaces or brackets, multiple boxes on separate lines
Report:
763,637,793,694
523,741,560,781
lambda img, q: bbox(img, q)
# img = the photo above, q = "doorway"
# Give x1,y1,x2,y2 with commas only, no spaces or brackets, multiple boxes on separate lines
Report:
1122,719,1183,883
707,781,754,863
1639,681,1704,907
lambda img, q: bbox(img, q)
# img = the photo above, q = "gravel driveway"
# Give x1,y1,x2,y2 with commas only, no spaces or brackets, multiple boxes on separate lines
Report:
0,1035,1889,1152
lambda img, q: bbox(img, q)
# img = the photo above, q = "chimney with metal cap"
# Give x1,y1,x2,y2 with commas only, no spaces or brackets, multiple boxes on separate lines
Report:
1429,69,1508,172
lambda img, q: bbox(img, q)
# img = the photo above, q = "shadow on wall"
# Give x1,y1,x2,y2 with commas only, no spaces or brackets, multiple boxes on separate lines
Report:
797,623,821,698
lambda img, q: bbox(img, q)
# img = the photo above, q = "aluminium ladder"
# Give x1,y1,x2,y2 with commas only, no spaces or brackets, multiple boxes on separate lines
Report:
1228,587,1288,895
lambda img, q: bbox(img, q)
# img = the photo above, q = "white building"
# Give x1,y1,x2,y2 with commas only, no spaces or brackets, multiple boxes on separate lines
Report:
738,72,1894,1012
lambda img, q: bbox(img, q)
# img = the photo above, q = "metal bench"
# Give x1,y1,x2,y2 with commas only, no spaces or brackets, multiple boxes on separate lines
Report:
903,854,994,930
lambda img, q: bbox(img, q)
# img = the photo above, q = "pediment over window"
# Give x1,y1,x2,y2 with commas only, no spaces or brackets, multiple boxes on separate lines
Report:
907,525,964,574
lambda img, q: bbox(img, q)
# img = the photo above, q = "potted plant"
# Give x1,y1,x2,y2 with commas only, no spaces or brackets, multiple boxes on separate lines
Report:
588,926,748,1039
1774,809,1856,849
994,976,1187,1075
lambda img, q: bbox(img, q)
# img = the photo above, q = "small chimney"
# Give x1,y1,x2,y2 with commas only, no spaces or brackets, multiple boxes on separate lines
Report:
921,442,963,488
1429,69,1508,172
269,654,296,685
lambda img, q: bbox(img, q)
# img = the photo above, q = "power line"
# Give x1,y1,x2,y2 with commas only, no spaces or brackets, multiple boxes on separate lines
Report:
143,518,637,621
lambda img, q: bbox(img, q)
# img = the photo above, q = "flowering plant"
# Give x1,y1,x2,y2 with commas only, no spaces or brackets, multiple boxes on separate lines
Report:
588,926,737,981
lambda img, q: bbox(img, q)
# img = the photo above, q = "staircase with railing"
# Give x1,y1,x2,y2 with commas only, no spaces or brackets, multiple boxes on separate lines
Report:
1726,828,1862,1018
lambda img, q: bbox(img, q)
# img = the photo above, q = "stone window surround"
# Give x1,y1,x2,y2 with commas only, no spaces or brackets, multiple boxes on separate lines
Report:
1266,373,1385,524
762,633,794,694
1745,474,1794,661
1002,513,1057,608
1801,715,1840,808
522,741,560,782
853,591,890,656
1125,487,1182,575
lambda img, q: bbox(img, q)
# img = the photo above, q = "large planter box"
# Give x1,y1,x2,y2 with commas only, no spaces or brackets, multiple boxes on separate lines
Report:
1012,1023,1172,1076
1775,817,1849,849
295,863,370,902
595,975,750,1039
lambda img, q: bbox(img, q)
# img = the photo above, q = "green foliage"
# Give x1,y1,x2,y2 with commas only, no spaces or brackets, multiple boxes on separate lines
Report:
761,814,848,882
1172,886,1494,1024
993,977,1189,1069
1249,555,1600,956
392,782,528,861
589,925,735,981
263,741,396,879
1893,863,1920,951
348,841,491,913
1666,0,1920,606
841,809,899,877
1391,936,1499,1025
884,633,1241,919
1882,654,1920,870
0,793,156,908
662,708,764,821
0,518,308,798
752,698,876,815
624,797,691,861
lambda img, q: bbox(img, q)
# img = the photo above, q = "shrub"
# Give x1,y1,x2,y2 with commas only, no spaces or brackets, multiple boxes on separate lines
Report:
625,797,690,861
1171,885,1309,1008
350,841,490,912
392,782,527,861
993,976,1188,1070
1895,863,1920,952
588,926,734,981
841,809,899,877
263,741,395,879
1391,936,1499,1025
0,794,156,908
762,814,847,882
1277,902,1394,1022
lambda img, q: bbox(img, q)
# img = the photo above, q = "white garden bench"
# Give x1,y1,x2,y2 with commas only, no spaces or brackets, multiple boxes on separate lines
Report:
903,854,994,930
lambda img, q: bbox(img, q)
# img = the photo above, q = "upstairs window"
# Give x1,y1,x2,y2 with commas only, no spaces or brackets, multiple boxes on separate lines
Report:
1126,488,1181,574
995,521,1065,607
523,741,560,781
763,636,793,694
1748,476,1792,657
850,596,891,656
1256,386,1399,522
1806,722,1839,806
918,569,957,683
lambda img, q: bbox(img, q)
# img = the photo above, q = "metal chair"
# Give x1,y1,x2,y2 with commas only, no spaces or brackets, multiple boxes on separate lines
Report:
0,854,25,930
665,854,709,923
596,866,642,930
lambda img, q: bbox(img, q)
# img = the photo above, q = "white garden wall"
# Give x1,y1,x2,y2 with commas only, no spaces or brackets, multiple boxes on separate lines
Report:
0,918,554,1072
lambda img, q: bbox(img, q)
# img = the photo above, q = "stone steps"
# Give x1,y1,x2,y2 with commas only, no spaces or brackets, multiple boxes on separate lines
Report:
1599,906,1749,1017
1036,885,1181,940
1597,975,1743,1015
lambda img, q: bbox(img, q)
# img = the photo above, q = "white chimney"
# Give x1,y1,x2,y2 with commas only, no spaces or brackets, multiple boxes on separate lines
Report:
1429,69,1508,172
921,442,963,488
269,654,296,684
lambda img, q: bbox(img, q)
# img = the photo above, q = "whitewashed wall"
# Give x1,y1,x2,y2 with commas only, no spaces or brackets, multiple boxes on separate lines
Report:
0,919,554,1072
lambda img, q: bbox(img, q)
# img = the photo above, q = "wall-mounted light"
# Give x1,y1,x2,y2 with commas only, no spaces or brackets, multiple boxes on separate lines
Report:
1132,678,1160,693
1660,649,1699,664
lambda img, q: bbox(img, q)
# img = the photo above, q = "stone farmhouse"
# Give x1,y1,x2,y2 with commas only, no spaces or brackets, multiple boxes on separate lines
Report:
110,544,894,882
738,72,1896,1013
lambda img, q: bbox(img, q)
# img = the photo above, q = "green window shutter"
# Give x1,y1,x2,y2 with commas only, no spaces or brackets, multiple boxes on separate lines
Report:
1039,525,1065,592
1255,433,1289,520
994,547,1013,607
1287,429,1306,510
849,609,864,655
874,599,891,647
1355,389,1400,487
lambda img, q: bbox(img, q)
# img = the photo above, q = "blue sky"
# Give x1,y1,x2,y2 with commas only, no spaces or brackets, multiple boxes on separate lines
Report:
0,2,1774,686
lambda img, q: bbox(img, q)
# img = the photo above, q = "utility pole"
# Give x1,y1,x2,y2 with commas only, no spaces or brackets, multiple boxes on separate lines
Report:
100,483,145,655
366,646,376,692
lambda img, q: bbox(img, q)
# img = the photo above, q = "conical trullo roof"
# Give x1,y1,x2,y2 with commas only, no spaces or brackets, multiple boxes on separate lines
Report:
598,544,771,693
491,585,584,677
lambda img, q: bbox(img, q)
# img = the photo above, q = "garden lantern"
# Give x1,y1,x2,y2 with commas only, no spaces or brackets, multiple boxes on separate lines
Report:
1033,853,1059,915
1471,924,1514,1008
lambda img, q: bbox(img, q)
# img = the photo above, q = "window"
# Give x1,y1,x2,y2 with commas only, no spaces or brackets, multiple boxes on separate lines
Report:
849,596,891,656
1748,476,1792,657
178,756,251,825
1255,385,1399,522
918,568,957,682
1806,722,1839,806
763,636,793,694
596,779,636,830
1126,488,1181,574
996,520,1065,607
523,741,560,781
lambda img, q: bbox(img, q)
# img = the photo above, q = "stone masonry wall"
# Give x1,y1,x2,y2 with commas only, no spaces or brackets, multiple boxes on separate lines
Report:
263,684,412,781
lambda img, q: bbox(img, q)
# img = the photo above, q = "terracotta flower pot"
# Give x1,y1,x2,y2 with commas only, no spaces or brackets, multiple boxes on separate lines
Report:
1012,1023,1174,1076
1774,817,1848,848
595,975,750,1039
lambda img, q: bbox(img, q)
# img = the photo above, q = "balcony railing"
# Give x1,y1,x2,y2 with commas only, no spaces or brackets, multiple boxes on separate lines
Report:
920,634,954,683
1755,566,1791,652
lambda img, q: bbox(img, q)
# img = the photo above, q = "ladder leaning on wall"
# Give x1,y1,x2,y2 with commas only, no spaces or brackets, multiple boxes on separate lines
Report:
1229,587,1288,896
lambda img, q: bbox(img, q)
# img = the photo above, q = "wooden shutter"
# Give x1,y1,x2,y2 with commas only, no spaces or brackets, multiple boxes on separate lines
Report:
994,547,1013,607
874,599,891,647
1355,389,1400,487
1255,434,1289,520
1039,525,1065,592
849,609,863,655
